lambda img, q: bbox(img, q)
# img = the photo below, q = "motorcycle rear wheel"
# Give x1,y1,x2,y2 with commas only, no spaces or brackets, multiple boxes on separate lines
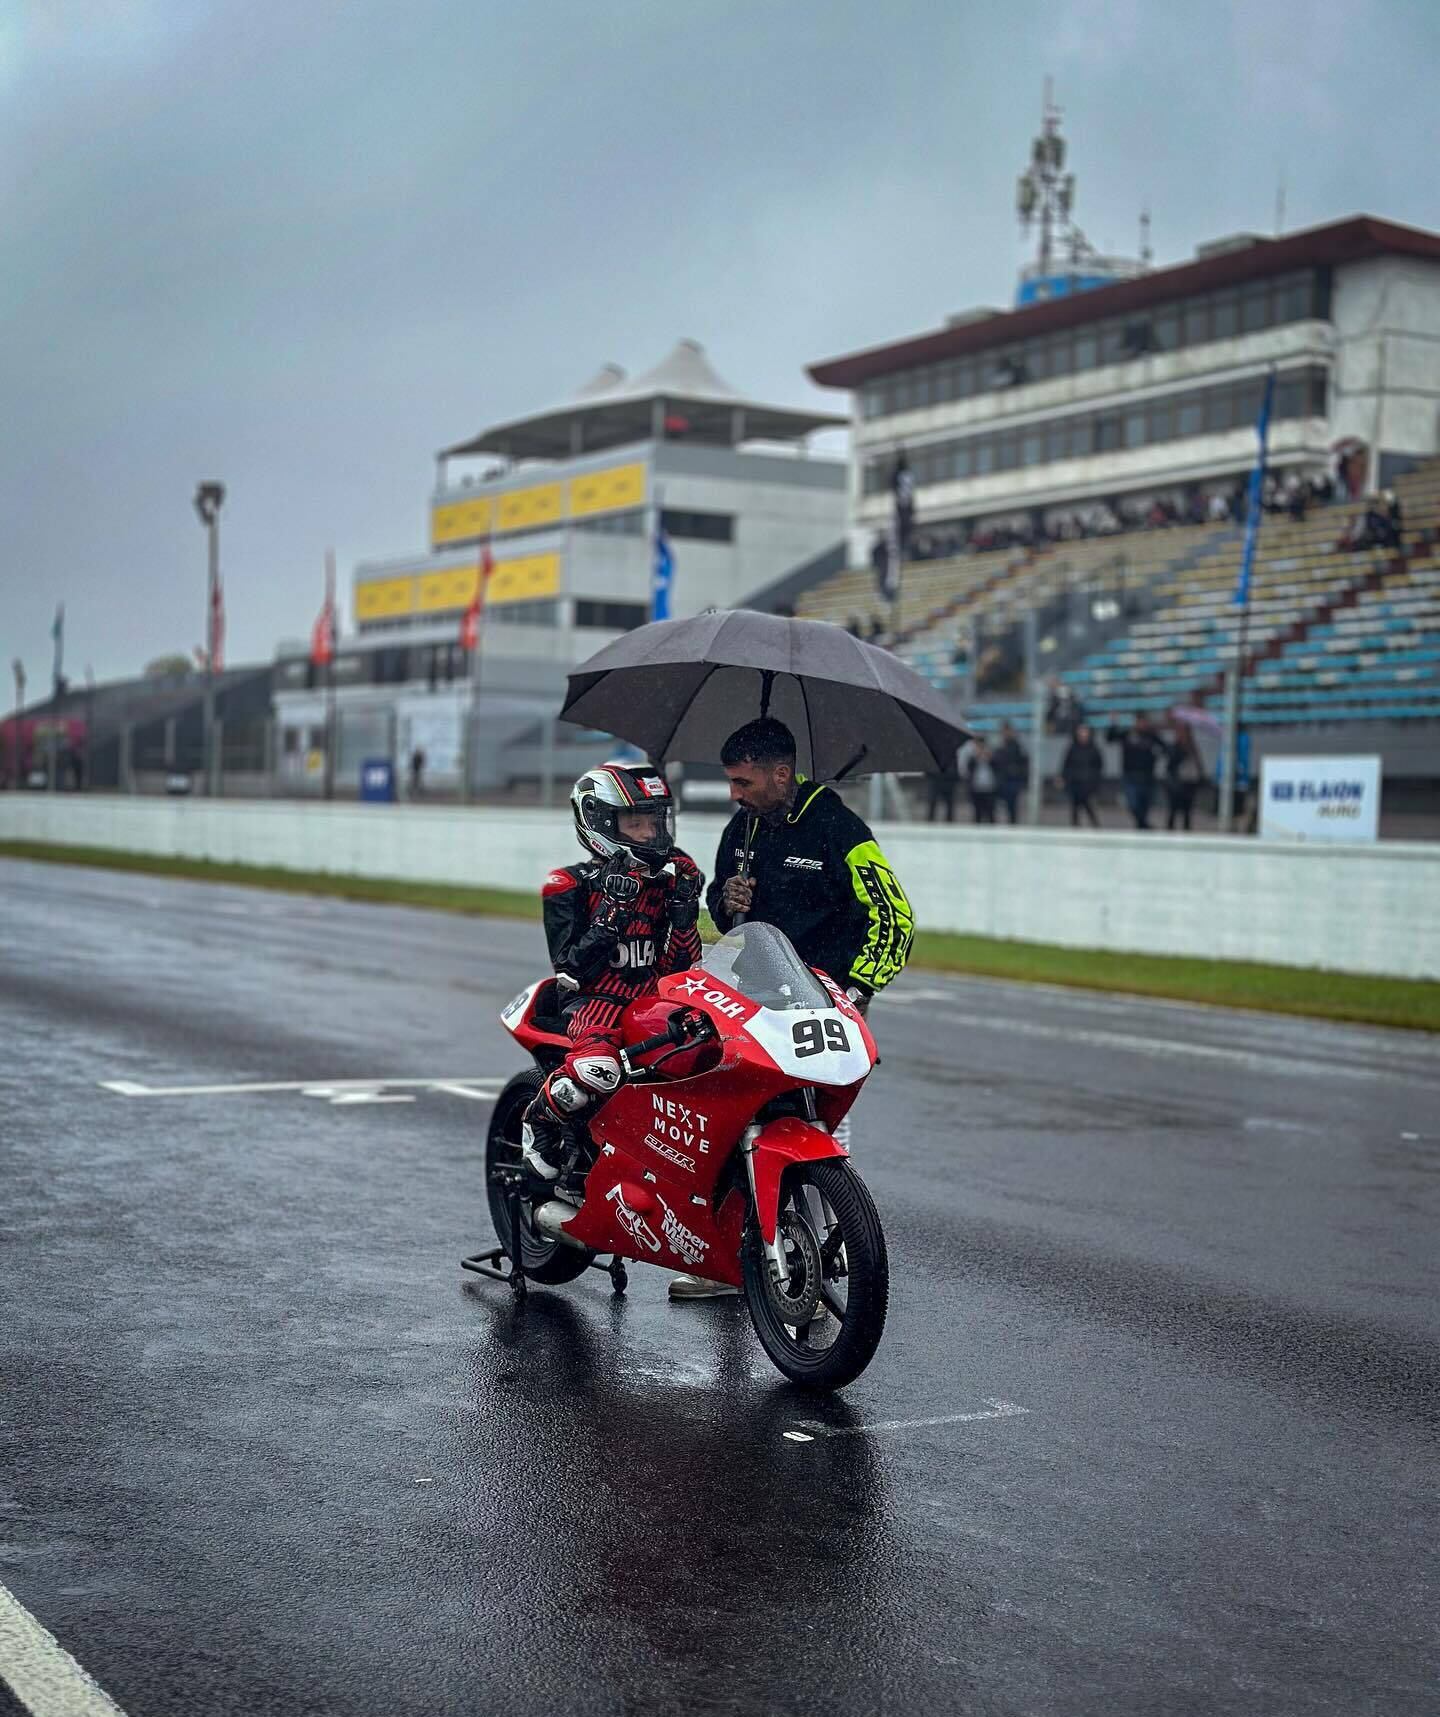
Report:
484,1070,596,1285
743,1158,889,1390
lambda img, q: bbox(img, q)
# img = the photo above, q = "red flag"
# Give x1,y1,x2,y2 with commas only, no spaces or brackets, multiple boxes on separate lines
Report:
461,541,495,651
311,556,336,666
210,573,225,673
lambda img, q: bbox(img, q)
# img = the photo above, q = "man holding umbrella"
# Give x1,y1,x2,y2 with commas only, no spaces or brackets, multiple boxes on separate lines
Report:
706,716,913,1008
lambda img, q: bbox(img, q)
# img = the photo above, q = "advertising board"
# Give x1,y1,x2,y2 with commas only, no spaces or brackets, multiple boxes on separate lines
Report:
1259,755,1381,842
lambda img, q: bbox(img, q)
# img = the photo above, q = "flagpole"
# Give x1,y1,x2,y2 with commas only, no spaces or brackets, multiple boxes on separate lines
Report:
461,537,492,805
323,550,337,802
1221,369,1274,833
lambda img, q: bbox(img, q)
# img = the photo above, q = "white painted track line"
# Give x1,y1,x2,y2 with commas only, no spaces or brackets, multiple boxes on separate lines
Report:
0,1579,130,1717
99,1076,501,1100
786,1400,1031,1441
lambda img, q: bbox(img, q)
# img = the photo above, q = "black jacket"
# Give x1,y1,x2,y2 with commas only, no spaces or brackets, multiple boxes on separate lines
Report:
542,852,703,1003
706,782,913,994
1106,725,1167,783
1061,737,1103,794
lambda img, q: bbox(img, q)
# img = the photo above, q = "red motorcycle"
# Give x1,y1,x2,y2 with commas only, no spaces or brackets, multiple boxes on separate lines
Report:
468,923,889,1389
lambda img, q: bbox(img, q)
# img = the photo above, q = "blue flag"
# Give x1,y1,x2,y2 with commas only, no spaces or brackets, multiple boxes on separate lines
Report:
1234,369,1276,608
651,524,674,622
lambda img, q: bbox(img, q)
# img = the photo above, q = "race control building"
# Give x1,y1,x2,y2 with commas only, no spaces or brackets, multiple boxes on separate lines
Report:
809,215,1440,563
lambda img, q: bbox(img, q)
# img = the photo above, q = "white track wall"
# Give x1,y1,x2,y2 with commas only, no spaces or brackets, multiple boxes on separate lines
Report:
3,799,1438,981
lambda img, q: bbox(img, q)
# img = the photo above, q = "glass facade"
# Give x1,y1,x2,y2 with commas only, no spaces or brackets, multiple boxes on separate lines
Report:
862,367,1329,495
858,270,1326,422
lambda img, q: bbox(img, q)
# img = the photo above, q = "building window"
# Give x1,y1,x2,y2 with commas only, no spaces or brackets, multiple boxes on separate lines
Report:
1153,307,1179,352
1210,291,1239,339
490,600,558,627
1240,286,1271,334
974,441,994,476
661,508,734,543
1094,414,1121,453
1021,429,1044,466
1177,398,1205,437
1074,331,1098,372
1123,409,1147,450
576,600,647,630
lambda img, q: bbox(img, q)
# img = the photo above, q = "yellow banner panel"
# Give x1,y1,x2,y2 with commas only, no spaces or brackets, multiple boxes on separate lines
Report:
568,461,647,519
489,552,561,605
497,482,563,533
355,576,417,620
416,565,481,613
431,496,494,547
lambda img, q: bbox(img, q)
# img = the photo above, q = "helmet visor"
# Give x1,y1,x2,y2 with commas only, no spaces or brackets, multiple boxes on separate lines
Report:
615,803,674,858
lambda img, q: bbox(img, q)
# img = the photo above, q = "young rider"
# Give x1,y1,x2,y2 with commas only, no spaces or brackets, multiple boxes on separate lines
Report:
520,761,705,1184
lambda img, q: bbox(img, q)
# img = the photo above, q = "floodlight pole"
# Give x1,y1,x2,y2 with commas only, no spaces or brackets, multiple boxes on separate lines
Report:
193,481,225,796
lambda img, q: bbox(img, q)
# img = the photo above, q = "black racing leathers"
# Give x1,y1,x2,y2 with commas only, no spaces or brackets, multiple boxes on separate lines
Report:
542,852,704,1003
705,783,913,996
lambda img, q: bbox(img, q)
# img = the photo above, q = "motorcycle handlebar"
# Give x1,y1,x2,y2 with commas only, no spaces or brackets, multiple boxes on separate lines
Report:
627,1008,711,1063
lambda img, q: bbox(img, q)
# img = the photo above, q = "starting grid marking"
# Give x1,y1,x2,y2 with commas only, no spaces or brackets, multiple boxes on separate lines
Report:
98,1077,502,1106
0,1577,130,1717
783,1399,1031,1442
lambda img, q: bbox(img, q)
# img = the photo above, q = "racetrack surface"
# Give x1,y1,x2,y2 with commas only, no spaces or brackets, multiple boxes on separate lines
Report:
2,857,1437,1717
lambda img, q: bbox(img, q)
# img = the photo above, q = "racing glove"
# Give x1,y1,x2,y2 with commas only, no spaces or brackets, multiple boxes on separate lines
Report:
665,859,704,932
595,860,644,933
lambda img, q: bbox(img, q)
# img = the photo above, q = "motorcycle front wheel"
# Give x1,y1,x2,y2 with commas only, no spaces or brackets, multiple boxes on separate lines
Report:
484,1070,596,1285
743,1158,889,1390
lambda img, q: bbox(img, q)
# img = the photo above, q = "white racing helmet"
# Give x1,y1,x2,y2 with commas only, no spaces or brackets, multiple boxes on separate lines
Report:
571,761,676,873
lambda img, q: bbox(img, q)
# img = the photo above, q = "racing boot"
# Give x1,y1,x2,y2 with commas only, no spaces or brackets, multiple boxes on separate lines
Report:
519,1084,569,1183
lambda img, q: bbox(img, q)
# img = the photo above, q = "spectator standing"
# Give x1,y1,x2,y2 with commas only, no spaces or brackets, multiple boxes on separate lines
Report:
1105,713,1167,830
926,746,960,823
1045,677,1085,736
1059,723,1103,827
1164,722,1205,832
964,738,998,824
409,746,426,799
991,722,1029,824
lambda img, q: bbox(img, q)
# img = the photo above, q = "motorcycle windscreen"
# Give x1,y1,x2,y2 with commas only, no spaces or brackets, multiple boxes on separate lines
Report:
701,924,831,1011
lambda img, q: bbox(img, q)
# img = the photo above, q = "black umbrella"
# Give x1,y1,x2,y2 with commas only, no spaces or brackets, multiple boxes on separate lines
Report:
559,610,970,779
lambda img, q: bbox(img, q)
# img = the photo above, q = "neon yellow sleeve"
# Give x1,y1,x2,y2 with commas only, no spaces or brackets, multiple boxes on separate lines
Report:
844,839,915,991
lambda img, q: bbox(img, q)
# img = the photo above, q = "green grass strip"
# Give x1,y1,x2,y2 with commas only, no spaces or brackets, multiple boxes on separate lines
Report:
3,838,1436,1033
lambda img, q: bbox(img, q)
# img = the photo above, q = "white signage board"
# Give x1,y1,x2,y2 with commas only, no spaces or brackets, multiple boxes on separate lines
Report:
1259,755,1381,843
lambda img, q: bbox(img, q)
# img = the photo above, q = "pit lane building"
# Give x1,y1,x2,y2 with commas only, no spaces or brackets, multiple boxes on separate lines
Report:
272,341,845,790
809,215,1440,564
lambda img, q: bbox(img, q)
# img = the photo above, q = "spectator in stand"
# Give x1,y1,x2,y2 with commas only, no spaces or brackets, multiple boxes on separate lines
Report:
1045,676,1085,736
1208,491,1230,523
845,614,863,638
1164,722,1205,831
1105,713,1168,830
1385,490,1404,547
963,738,998,824
1286,474,1308,523
991,721,1029,824
926,745,960,823
1059,723,1103,827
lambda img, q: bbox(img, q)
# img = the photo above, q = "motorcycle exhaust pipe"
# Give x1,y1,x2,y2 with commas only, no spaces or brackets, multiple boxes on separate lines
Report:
532,1200,589,1249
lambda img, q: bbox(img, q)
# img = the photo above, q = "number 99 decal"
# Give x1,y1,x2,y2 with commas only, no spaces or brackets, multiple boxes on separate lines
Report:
791,1018,851,1058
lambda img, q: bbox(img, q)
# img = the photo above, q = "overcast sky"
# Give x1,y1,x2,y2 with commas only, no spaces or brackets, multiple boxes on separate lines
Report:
3,0,1437,689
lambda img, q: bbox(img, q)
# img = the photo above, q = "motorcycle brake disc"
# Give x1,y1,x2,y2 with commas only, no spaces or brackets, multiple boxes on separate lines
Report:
765,1213,823,1328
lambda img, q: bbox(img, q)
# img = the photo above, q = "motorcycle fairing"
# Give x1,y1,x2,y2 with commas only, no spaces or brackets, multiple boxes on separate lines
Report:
749,1115,848,1246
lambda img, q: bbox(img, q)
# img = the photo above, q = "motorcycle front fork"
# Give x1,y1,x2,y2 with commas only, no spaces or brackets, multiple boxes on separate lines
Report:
743,1101,829,1290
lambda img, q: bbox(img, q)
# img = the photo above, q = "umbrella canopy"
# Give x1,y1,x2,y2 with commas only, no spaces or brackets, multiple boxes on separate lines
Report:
560,611,970,779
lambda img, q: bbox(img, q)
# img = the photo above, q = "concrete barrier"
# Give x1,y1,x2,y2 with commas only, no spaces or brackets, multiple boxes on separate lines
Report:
3,796,1438,981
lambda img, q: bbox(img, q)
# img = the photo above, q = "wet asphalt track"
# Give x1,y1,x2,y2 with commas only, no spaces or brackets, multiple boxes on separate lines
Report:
1,856,1438,1717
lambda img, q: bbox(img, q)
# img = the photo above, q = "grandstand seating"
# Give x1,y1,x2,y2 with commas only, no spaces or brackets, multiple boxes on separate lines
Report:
796,457,1440,737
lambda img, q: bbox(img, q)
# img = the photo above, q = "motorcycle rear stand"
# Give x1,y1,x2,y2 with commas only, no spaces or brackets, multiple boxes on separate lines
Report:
461,1166,628,1302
